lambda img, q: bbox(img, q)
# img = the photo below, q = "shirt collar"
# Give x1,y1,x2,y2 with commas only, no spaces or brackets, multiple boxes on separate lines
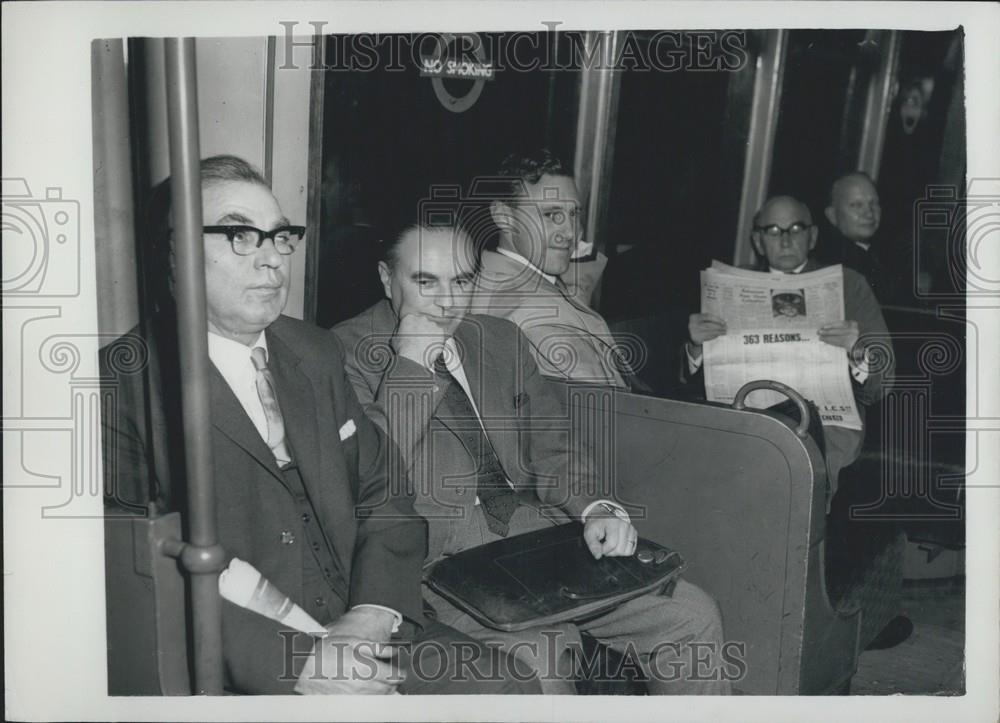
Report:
208,329,268,380
440,337,463,375
495,246,557,285
768,260,809,275
854,240,871,252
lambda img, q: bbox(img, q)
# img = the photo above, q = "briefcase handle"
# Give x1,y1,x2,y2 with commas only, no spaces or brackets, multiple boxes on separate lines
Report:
732,379,811,439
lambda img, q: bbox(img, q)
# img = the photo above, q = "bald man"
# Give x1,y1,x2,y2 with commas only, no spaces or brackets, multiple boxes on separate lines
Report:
820,172,893,302
683,195,893,500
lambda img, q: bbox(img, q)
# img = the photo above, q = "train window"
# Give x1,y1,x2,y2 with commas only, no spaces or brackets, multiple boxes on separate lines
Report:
880,30,965,300
314,32,581,327
600,31,736,321
769,30,870,212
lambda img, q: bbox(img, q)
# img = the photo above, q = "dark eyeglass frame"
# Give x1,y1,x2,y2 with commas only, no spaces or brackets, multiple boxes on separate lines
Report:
203,225,306,255
753,222,814,238
508,201,581,224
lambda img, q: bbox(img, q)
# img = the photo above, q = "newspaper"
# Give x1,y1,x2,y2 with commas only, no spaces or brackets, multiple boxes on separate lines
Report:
700,262,862,430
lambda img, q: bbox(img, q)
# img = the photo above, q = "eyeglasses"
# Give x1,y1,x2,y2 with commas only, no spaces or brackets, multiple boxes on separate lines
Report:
753,222,813,239
203,225,305,255
510,202,580,225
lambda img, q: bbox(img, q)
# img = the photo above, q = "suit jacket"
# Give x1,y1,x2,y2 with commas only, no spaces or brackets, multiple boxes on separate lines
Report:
471,250,628,388
102,314,425,693
680,260,893,408
332,301,603,561
816,226,897,304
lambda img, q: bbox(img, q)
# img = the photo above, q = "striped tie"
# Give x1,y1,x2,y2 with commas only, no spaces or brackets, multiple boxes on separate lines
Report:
433,354,519,536
250,347,292,464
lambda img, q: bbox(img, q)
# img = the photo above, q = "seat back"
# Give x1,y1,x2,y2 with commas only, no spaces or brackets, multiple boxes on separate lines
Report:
556,383,860,694
104,503,191,695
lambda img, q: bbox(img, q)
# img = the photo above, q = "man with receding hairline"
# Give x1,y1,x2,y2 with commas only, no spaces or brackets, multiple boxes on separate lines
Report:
102,155,537,695
820,171,892,301
683,195,893,499
335,220,731,695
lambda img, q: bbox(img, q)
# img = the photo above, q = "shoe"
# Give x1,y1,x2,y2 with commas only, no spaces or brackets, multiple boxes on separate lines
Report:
865,615,914,651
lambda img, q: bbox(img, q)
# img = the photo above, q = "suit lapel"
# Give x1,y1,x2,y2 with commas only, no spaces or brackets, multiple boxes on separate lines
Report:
271,321,356,582
209,364,283,483
428,320,497,443
448,319,513,463
265,328,321,496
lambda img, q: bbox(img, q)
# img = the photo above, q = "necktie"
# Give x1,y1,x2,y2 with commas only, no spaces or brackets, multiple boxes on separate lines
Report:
250,347,292,464
433,355,519,536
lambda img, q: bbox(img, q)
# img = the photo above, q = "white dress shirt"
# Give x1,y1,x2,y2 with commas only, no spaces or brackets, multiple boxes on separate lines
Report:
207,330,292,466
207,330,270,444
495,246,557,284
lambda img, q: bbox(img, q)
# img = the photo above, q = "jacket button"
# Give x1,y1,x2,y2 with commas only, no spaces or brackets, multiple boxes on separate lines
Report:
314,597,325,607
456,488,465,496
312,542,321,552
280,531,295,545
301,512,311,523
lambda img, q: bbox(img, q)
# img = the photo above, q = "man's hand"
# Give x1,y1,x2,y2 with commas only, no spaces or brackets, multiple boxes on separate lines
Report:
328,606,397,643
687,313,728,357
583,516,638,559
392,313,451,367
817,320,860,353
294,609,403,695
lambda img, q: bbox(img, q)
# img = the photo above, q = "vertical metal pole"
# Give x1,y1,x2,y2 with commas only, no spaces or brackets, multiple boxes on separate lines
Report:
302,34,327,325
163,37,225,696
573,30,622,259
92,39,139,337
573,31,622,310
857,31,902,182
732,29,788,266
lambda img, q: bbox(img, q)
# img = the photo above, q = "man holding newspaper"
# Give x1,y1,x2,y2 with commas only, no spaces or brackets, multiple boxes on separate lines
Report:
683,195,893,499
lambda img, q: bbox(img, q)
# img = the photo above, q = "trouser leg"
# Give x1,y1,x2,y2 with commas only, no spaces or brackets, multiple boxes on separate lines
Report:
577,579,732,695
397,619,542,694
823,425,864,504
422,584,579,694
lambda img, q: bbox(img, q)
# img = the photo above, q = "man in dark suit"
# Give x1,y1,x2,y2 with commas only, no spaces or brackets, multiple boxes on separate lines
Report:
102,155,536,695
333,222,730,695
819,171,901,303
683,195,893,499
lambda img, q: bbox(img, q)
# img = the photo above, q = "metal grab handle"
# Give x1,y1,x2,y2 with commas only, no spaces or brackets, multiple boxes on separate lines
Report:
732,379,811,439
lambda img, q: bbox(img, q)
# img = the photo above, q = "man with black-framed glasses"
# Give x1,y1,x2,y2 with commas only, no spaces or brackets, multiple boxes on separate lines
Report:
682,195,892,499
103,155,537,696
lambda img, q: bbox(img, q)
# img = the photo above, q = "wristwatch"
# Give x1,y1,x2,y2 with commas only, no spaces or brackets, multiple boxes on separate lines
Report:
595,501,630,523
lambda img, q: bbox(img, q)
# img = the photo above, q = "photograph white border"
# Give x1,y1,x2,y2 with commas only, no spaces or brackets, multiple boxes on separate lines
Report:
3,2,998,721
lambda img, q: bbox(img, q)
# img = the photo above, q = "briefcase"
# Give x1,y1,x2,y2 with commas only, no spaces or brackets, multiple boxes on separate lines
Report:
425,522,685,632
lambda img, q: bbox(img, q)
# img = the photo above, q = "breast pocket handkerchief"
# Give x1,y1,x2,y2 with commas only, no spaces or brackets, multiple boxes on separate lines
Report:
339,419,357,441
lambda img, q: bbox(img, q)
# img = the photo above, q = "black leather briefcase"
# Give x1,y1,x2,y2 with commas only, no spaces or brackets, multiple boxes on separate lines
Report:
425,522,685,632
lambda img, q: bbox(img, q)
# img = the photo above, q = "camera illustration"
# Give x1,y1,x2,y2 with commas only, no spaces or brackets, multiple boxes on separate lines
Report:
416,183,495,287
913,178,1000,299
2,178,81,296
417,179,587,292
